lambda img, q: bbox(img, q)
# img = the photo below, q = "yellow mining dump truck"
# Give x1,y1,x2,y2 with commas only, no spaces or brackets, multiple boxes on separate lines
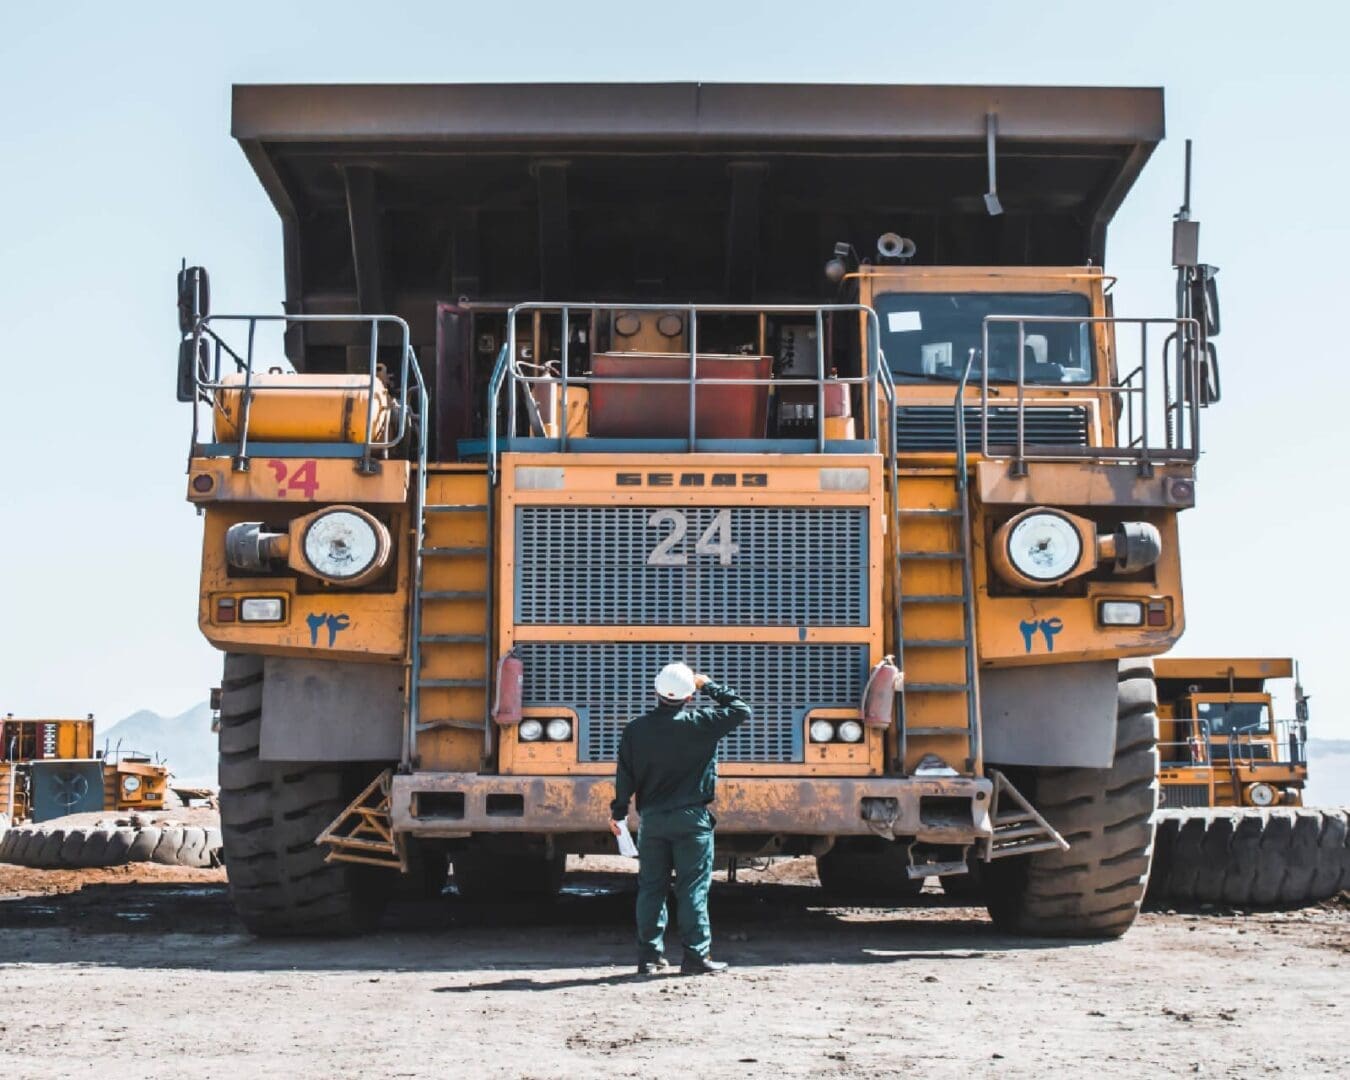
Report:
1155,657,1308,810
184,83,1222,938
1148,659,1348,906
0,715,171,823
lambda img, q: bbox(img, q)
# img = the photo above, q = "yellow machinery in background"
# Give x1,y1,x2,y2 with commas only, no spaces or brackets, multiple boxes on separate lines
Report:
183,83,1228,938
1148,660,1349,908
0,715,171,824
1155,657,1308,810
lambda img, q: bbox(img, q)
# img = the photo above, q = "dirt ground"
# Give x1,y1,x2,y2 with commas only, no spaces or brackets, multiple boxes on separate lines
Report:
1,856,1346,1080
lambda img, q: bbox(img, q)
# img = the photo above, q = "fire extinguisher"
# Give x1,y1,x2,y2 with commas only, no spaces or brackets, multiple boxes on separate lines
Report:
861,656,904,729
492,649,524,726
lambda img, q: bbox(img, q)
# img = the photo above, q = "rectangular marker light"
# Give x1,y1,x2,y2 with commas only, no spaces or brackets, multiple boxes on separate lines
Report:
240,597,285,622
1099,601,1144,627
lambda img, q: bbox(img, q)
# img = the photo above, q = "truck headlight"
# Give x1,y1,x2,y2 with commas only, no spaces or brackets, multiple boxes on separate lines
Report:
809,720,836,743
545,718,572,742
1247,782,1276,807
519,719,544,742
837,720,864,743
1005,511,1083,583
122,775,142,794
299,507,390,585
1099,600,1144,626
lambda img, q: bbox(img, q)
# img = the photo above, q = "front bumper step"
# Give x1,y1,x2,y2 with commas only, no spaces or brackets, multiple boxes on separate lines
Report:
388,773,995,843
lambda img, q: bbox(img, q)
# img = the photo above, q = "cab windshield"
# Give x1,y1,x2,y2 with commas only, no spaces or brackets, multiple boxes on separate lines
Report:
876,291,1094,385
1196,700,1272,737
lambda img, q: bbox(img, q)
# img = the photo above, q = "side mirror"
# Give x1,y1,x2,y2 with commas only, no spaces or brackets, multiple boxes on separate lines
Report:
1199,341,1221,406
177,265,210,334
177,336,209,403
1202,269,1221,337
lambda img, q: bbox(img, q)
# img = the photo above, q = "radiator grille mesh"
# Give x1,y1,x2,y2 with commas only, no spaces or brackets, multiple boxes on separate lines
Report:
514,505,868,626
1158,783,1211,809
896,405,1089,452
514,641,869,763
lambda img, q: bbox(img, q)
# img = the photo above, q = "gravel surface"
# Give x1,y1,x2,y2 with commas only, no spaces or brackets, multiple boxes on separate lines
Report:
1,856,1345,1079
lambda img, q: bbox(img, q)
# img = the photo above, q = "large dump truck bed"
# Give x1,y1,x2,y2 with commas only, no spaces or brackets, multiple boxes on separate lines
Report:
232,82,1164,369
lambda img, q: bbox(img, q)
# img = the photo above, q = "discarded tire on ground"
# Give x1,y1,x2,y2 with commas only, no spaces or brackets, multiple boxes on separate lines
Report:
983,659,1160,939
0,822,222,869
1148,807,1350,908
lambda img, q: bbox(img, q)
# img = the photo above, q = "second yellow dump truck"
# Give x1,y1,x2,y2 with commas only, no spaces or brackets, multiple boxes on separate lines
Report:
184,82,1228,938
1147,659,1349,907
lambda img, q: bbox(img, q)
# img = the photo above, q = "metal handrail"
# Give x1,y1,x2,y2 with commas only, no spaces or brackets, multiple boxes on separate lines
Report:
977,315,1203,475
189,313,418,474
952,348,983,768
488,302,887,478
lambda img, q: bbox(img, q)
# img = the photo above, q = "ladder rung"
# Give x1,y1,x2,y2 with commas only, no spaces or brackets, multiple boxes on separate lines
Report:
425,504,488,512
905,683,971,693
899,508,961,517
902,638,968,648
993,811,1037,826
994,823,1056,841
417,717,486,731
421,590,487,601
420,546,487,556
418,634,487,644
417,678,487,689
989,839,1065,860
902,594,968,604
904,725,970,736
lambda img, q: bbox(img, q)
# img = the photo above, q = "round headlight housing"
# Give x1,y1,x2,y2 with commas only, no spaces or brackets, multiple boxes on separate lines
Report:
300,507,390,585
1247,782,1277,807
837,720,864,744
518,719,544,742
809,719,836,743
121,775,142,794
545,718,572,742
1005,511,1084,584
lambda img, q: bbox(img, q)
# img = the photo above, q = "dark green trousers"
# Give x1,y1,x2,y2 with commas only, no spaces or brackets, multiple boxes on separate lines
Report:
635,805,714,961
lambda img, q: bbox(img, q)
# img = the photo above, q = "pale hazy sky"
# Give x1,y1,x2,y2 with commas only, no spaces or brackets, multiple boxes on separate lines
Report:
2,1,1348,746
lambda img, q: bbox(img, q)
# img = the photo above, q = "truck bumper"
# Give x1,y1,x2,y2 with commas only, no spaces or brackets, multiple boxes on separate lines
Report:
389,773,994,843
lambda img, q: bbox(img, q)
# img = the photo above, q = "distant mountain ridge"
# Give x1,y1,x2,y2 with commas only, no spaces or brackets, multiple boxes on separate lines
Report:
98,702,215,786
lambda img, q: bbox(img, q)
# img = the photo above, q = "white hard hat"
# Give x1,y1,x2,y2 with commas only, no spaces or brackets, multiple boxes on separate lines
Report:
655,662,697,702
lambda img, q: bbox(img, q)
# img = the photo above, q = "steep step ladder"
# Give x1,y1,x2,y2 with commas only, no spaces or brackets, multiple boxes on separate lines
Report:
414,469,492,735
893,467,980,775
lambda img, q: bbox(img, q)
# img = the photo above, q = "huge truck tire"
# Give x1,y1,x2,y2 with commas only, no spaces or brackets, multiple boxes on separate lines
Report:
451,850,566,901
815,838,925,902
0,822,222,868
983,660,1159,939
1148,807,1350,908
218,653,393,936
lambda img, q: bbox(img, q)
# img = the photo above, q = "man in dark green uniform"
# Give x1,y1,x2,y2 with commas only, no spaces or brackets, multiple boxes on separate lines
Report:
609,662,751,976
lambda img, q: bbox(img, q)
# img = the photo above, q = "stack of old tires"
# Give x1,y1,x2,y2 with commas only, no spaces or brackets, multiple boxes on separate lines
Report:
1148,807,1350,907
0,818,222,869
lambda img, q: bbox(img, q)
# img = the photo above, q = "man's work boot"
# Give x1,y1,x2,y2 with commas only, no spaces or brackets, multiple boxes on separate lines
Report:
636,957,671,976
680,953,728,975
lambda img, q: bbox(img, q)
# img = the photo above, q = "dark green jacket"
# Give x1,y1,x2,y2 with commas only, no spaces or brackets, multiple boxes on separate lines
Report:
610,682,752,820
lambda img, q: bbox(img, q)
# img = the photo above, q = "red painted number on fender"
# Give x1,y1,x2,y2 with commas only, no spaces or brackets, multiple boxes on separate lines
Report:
265,459,320,499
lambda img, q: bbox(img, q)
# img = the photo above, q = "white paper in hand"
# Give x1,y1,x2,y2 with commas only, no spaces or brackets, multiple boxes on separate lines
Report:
614,818,639,858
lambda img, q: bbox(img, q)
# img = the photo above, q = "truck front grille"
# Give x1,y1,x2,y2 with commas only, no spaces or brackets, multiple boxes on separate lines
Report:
896,405,1089,452
514,641,869,764
514,505,868,626
1158,783,1211,809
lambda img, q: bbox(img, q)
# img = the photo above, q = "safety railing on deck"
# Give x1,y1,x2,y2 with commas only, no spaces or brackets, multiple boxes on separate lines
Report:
185,313,423,477
486,302,889,481
977,315,1203,476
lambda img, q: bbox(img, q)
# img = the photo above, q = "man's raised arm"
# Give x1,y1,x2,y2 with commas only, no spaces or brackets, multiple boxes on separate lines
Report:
690,675,752,738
